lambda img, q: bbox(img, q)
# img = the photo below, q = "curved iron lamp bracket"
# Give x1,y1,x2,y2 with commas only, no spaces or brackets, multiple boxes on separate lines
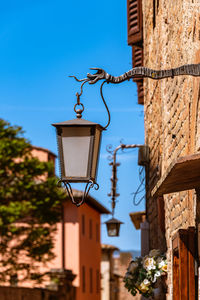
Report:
66,63,200,206
59,180,99,207
70,75,110,129
107,143,143,216
70,63,200,129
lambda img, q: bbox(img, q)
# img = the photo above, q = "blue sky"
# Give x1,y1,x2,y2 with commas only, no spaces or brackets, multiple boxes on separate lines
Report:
0,0,144,251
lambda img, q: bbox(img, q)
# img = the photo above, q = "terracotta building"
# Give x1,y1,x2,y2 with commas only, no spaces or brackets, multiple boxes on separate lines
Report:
62,190,110,300
30,146,110,300
127,0,200,299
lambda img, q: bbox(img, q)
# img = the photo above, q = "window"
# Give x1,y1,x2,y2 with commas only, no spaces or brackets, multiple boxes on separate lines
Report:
96,270,100,293
82,266,86,293
89,219,93,239
82,215,85,235
96,223,99,242
10,274,18,286
153,0,159,28
89,268,93,293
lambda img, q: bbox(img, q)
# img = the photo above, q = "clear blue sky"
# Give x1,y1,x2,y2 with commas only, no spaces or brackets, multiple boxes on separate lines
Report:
0,0,144,251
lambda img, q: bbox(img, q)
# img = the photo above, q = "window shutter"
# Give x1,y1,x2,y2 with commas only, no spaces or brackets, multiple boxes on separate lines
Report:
132,46,143,82
127,0,143,46
127,1,144,104
172,227,196,299
136,81,144,105
132,46,144,104
132,46,143,69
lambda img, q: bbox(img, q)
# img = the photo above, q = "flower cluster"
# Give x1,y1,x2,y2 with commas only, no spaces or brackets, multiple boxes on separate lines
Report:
124,249,167,298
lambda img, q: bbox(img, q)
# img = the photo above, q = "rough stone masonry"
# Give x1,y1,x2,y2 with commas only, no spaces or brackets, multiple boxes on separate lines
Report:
142,0,200,298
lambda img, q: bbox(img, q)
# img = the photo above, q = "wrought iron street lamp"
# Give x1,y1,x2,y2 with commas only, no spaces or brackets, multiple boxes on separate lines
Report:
52,117,103,206
52,82,105,206
104,143,149,236
53,63,200,206
105,217,123,237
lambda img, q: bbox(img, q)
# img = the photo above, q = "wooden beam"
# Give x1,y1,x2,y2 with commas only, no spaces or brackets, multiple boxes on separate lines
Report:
129,211,146,230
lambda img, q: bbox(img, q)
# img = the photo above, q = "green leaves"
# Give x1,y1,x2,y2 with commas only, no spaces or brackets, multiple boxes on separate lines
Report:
0,119,66,283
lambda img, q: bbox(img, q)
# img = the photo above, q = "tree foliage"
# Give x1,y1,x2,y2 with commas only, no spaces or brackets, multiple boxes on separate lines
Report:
0,119,66,283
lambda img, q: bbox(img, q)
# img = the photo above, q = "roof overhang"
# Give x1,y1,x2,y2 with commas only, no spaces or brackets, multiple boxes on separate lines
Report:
129,211,146,230
151,153,200,197
101,244,119,252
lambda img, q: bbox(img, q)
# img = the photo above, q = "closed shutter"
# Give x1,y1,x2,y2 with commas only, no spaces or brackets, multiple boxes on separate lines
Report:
127,0,144,104
137,81,144,105
132,45,144,104
172,227,196,299
132,46,143,82
127,0,143,46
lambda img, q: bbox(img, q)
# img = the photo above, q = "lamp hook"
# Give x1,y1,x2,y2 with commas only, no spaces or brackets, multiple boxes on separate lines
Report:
70,75,111,129
72,79,89,118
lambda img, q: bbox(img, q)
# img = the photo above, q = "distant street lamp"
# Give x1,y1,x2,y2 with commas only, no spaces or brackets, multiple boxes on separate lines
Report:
105,217,123,237
104,143,149,236
53,63,200,206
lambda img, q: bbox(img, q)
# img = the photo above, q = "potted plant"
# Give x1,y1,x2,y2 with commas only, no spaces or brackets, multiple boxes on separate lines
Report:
124,249,167,299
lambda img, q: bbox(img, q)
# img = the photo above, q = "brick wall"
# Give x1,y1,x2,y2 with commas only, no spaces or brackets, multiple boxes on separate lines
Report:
142,0,200,299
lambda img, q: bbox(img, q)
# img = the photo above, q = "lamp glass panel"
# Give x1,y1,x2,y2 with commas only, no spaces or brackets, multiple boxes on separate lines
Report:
107,224,119,237
91,127,101,180
61,127,93,178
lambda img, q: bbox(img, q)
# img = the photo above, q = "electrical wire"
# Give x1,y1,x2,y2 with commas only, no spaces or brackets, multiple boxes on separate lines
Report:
132,166,146,206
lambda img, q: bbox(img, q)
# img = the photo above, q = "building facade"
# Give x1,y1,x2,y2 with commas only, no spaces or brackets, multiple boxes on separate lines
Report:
62,192,110,300
101,244,120,300
127,0,200,299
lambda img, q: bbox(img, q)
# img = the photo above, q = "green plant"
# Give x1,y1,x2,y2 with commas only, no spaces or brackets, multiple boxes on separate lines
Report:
0,119,66,283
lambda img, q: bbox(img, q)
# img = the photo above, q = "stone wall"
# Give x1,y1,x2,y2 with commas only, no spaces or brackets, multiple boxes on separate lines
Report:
142,0,200,299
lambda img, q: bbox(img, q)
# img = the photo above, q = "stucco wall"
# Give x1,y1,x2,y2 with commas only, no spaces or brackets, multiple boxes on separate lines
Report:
77,202,101,300
142,0,200,299
101,257,110,300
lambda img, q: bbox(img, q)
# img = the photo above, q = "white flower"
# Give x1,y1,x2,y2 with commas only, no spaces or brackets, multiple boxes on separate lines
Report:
128,261,138,273
152,270,161,283
143,279,150,286
158,259,166,269
139,282,149,293
149,249,160,257
143,256,156,271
